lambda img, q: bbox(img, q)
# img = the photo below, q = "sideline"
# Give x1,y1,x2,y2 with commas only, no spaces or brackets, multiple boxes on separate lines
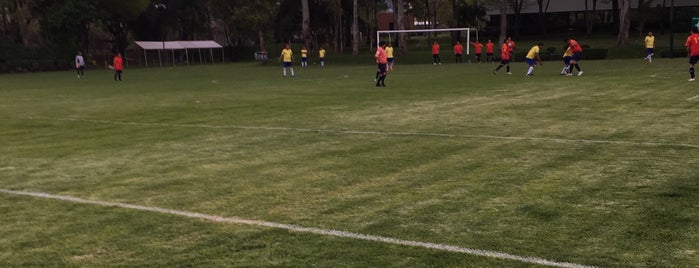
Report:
0,189,597,268
21,116,699,149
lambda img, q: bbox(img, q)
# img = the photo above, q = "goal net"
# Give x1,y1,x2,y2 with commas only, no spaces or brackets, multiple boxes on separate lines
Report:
376,28,478,55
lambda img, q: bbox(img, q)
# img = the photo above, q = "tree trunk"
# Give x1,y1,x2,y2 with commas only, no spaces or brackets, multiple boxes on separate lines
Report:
612,0,619,34
351,0,359,55
617,0,631,45
393,0,407,55
301,0,312,51
257,29,266,53
499,0,507,43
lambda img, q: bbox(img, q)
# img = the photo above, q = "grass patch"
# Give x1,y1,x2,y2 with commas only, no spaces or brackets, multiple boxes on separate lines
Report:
1,59,698,267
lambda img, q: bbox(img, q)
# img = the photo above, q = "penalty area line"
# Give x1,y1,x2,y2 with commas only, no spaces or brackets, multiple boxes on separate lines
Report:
688,95,699,101
0,189,597,268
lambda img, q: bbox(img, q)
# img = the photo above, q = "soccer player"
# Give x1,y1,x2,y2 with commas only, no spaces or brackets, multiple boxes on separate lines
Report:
319,47,326,67
493,40,512,75
113,52,123,81
485,40,495,63
566,38,583,76
375,41,388,87
525,43,544,77
470,40,484,63
686,26,699,81
386,43,394,70
75,51,85,78
432,41,441,65
561,41,573,75
453,41,463,63
300,46,308,67
506,36,516,61
644,32,655,63
279,43,295,77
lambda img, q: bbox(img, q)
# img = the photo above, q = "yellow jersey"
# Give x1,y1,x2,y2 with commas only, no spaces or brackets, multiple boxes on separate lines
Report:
301,49,308,58
319,49,326,58
645,35,655,48
526,45,540,59
281,48,293,62
563,47,573,57
386,46,394,58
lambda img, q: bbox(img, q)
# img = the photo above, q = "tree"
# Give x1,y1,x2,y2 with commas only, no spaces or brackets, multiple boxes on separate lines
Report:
393,0,408,55
508,0,524,39
301,0,311,50
584,0,598,37
351,0,359,55
498,0,507,43
535,0,551,37
617,0,630,45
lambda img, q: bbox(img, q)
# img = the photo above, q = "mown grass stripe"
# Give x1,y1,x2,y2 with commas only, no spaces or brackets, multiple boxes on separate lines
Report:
0,189,597,268
22,116,699,149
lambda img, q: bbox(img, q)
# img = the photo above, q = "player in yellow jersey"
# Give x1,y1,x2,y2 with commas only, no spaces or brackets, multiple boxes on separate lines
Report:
279,43,295,77
385,43,394,70
525,43,543,77
301,46,308,67
561,41,574,75
319,47,326,67
644,32,655,63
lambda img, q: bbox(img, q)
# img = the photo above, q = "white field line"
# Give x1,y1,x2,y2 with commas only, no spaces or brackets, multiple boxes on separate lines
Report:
687,95,699,101
22,116,699,149
0,189,597,268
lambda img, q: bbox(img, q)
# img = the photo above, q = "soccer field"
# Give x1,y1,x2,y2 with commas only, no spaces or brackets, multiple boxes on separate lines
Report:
0,59,697,267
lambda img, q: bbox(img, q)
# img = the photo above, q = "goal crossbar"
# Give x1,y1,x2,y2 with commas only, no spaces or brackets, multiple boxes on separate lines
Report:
376,28,472,54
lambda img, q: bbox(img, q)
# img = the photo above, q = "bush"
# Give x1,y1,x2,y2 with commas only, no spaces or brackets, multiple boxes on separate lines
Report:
582,48,608,60
0,42,72,73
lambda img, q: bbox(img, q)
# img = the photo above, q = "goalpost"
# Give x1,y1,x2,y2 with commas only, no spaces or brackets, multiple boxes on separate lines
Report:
376,28,474,56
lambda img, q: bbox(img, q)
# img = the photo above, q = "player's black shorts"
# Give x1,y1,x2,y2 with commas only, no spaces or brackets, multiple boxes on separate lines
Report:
500,59,511,64
572,52,582,61
377,63,387,73
690,55,699,65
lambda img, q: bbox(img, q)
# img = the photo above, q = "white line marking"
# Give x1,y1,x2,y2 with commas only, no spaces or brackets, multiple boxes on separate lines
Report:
21,116,699,149
688,95,699,101
0,189,597,268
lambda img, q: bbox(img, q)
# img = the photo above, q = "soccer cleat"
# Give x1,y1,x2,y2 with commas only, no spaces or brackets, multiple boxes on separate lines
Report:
577,71,583,76
507,72,512,75
493,70,496,75
566,73,573,76
690,78,696,82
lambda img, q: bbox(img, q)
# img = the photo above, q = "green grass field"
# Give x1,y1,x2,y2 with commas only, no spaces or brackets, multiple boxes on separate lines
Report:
1,58,697,267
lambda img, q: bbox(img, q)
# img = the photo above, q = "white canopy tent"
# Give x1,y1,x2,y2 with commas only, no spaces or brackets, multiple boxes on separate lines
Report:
133,40,224,67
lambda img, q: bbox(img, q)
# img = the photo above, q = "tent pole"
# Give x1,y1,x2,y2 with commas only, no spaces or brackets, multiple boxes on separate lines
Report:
159,50,162,67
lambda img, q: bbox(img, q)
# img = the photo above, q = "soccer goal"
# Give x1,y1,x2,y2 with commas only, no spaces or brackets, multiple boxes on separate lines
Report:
376,27,473,56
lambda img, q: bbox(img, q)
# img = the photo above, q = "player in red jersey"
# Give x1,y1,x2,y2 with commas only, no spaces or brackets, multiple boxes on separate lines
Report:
470,40,484,63
493,40,512,75
432,41,441,65
453,41,464,63
685,27,699,81
566,38,584,76
485,40,495,63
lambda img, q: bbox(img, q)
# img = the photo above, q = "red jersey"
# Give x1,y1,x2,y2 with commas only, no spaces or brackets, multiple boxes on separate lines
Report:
113,55,123,71
506,40,515,53
432,44,440,55
472,42,483,53
500,43,510,60
686,33,699,56
453,44,463,54
486,42,494,53
375,46,387,64
568,39,583,53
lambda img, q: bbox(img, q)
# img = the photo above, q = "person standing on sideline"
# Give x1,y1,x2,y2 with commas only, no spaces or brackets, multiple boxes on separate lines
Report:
525,43,544,77
493,40,512,75
279,43,295,77
375,41,388,87
300,46,308,67
385,43,394,70
566,38,583,76
319,47,326,67
485,40,495,63
453,41,463,63
470,40,484,63
75,51,85,78
686,26,699,81
432,41,441,65
113,52,123,81
644,32,655,63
